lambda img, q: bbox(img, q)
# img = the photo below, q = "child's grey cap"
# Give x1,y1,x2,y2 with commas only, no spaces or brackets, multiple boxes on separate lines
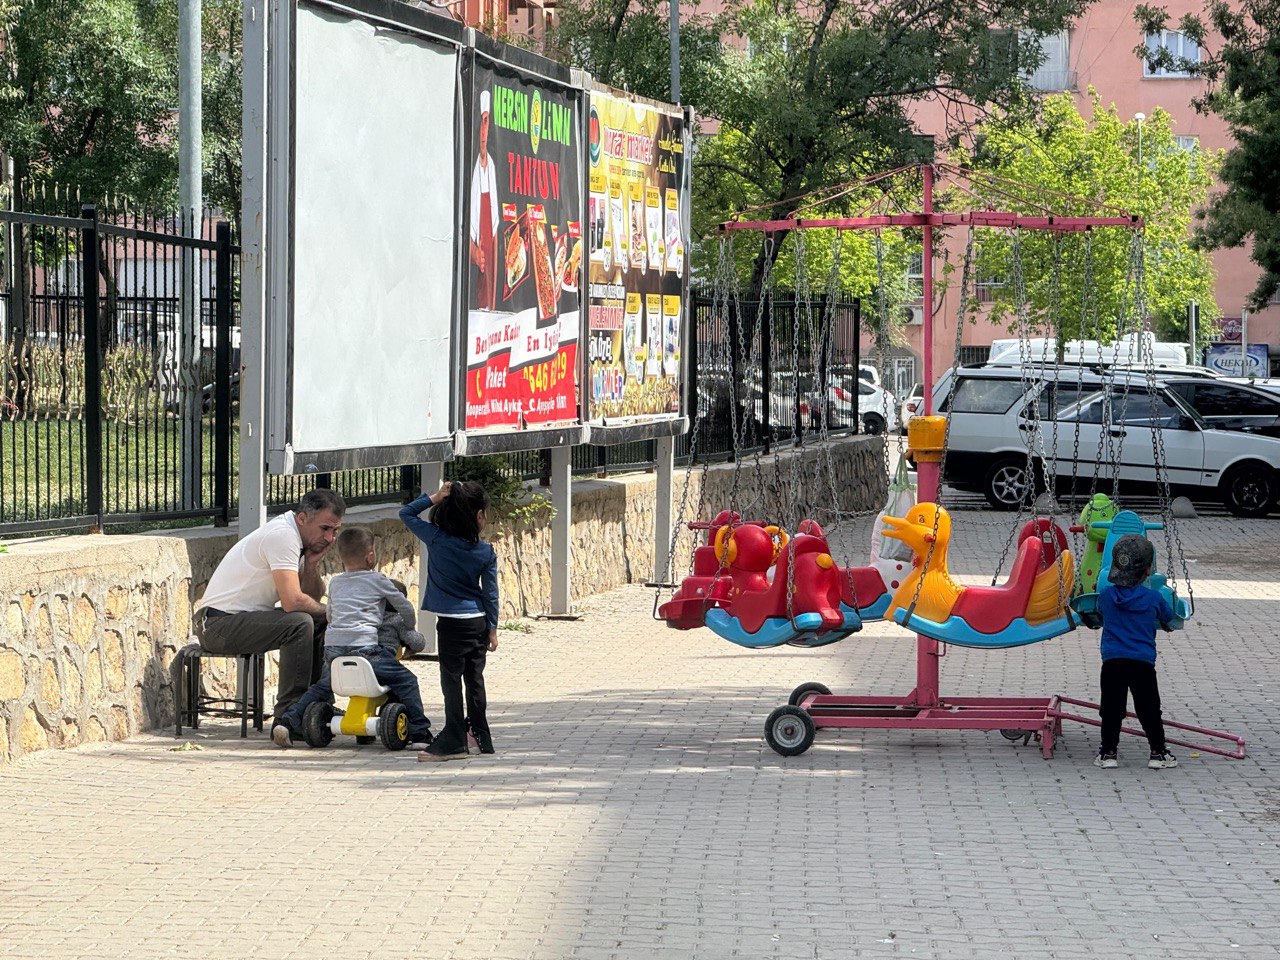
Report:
1110,535,1154,587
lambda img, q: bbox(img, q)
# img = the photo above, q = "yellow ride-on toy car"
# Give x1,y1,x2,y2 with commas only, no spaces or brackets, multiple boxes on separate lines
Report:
301,655,411,751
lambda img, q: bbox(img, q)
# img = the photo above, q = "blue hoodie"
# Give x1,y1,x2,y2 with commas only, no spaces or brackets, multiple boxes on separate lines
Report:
1098,583,1175,664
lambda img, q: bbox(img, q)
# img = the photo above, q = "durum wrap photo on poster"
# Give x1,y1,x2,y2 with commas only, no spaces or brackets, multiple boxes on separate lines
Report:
586,92,690,422
465,59,583,432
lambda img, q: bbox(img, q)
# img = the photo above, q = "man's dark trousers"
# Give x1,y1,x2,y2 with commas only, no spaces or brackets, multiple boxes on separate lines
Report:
196,610,324,719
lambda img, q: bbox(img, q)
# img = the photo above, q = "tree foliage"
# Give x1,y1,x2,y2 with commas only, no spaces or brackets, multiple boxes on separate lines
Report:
0,0,242,216
960,93,1219,345
1137,0,1280,309
553,0,1093,298
0,0,176,206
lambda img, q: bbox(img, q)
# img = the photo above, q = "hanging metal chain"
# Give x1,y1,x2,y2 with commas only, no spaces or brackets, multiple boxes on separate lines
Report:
1133,229,1195,616
990,228,1039,582
728,235,772,517
904,226,974,623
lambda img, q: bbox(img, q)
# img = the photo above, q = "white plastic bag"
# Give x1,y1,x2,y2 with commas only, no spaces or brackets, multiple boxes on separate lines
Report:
870,458,917,564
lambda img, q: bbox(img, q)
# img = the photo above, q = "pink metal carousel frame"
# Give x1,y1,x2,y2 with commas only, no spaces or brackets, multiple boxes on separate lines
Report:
723,163,1246,759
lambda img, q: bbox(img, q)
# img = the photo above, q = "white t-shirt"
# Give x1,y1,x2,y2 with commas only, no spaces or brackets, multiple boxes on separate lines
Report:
197,511,304,614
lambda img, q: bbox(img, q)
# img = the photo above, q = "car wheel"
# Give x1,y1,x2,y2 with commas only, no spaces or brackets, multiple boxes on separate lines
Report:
1220,463,1276,518
862,413,886,436
983,457,1037,511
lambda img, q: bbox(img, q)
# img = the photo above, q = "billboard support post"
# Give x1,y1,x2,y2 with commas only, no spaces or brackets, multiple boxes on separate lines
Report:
546,445,575,617
653,433,675,584
239,0,270,536
416,461,444,657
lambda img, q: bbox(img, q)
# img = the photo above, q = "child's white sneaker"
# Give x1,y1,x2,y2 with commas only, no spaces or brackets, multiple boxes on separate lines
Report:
1148,751,1178,769
1094,750,1118,769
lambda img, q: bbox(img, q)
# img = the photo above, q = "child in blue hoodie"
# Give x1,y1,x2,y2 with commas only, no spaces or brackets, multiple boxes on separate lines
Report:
400,480,500,761
1094,535,1178,770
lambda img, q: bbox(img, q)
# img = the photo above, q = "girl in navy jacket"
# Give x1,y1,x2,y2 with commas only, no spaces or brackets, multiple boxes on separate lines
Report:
400,481,500,760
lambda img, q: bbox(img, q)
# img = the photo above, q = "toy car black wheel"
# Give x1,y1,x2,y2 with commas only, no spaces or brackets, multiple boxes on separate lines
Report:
355,736,376,745
379,702,410,751
1000,729,1027,742
788,682,832,706
302,702,335,748
765,705,816,757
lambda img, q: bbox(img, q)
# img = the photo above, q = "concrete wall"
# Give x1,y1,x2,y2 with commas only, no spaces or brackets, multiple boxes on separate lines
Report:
0,436,886,763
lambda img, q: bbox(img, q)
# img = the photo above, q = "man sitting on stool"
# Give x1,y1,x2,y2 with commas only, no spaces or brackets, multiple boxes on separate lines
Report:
194,489,345,724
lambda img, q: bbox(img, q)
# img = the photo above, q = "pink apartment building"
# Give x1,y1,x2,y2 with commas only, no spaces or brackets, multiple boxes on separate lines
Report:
884,0,1279,395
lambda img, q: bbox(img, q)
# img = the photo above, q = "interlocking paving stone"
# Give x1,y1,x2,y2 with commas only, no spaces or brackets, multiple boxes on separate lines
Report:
0,509,1276,959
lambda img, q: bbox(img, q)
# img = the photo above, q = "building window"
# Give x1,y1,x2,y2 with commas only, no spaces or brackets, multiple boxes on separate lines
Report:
1174,135,1199,152
1145,30,1200,78
1024,30,1074,92
907,250,923,302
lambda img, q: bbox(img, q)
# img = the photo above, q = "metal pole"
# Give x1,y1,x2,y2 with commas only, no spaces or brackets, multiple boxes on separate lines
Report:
1241,308,1249,375
915,164,940,709
239,0,268,536
549,445,573,615
653,434,675,584
179,0,203,510
1187,301,1198,365
81,205,103,531
669,0,681,103
214,221,232,526
416,461,444,657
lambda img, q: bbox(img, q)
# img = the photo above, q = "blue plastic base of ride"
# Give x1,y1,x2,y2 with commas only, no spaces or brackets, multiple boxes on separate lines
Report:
855,594,892,622
1072,573,1190,631
891,608,1075,649
705,605,863,650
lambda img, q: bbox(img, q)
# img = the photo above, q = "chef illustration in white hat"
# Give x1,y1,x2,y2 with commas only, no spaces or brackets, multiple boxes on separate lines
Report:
470,88,501,311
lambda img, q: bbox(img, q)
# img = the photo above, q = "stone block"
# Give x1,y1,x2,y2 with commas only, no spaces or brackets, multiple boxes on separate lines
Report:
64,657,82,702
71,596,96,650
109,705,129,739
19,708,48,752
0,716,7,762
4,601,22,641
105,586,130,620
50,594,70,636
85,716,107,742
42,660,61,712
60,718,80,747
103,630,126,693
0,648,25,700
86,655,104,701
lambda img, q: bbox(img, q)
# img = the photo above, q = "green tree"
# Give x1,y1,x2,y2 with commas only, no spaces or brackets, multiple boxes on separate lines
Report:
553,0,1092,296
0,0,242,217
1137,1,1280,310
0,0,176,206
961,92,1219,344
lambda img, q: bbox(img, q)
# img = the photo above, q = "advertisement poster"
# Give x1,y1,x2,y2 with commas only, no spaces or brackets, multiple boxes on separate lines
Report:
464,60,583,431
1206,343,1269,378
586,92,688,421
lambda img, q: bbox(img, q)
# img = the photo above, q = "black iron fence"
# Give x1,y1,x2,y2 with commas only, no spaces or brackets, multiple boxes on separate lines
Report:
0,188,861,536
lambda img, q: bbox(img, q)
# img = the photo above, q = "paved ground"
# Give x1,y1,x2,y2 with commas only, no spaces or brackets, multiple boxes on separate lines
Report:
1,508,1277,960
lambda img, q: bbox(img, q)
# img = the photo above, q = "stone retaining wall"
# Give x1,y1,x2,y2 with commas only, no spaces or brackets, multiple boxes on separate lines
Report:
0,436,885,763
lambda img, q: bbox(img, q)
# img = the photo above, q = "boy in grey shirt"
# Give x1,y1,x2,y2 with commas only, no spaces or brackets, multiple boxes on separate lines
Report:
273,528,432,748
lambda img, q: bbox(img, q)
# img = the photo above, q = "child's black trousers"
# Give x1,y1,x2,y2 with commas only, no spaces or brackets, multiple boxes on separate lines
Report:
434,616,490,752
1099,657,1166,754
